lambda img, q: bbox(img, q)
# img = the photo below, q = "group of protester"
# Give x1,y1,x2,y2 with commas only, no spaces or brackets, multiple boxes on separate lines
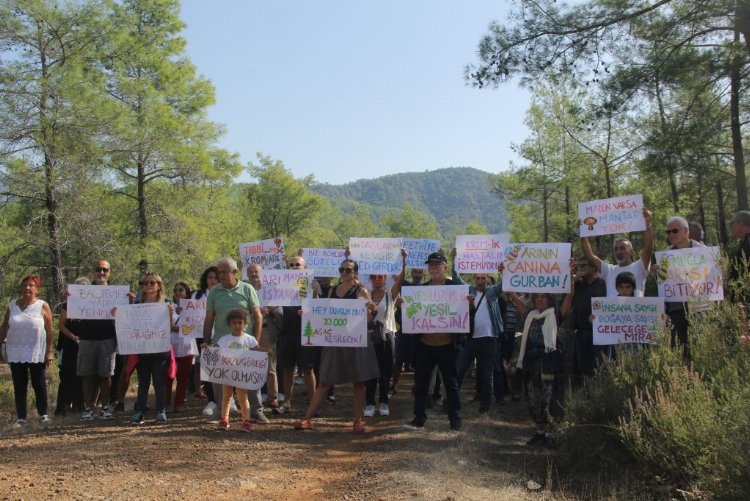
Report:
1,209,749,444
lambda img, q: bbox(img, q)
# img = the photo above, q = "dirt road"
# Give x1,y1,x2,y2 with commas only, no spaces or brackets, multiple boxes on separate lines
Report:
0,374,554,500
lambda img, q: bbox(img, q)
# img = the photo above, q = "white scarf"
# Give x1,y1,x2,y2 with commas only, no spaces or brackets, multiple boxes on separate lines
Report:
516,307,557,369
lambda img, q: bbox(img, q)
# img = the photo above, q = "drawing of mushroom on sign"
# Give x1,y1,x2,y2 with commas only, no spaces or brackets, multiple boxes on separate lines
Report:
578,195,646,237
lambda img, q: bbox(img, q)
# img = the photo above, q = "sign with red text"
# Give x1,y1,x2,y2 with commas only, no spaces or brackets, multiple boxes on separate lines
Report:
176,298,205,339
454,234,509,274
348,237,403,274
400,285,470,334
239,238,285,279
200,347,268,391
655,246,723,302
258,269,314,307
592,297,664,345
578,194,646,237
115,303,171,355
301,248,346,278
300,298,368,347
502,243,572,293
67,285,130,320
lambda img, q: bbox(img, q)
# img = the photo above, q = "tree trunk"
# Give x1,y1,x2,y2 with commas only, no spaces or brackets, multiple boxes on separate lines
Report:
731,27,748,210
717,181,728,245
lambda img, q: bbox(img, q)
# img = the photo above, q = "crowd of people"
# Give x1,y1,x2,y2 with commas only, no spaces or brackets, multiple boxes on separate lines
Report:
1,209,749,445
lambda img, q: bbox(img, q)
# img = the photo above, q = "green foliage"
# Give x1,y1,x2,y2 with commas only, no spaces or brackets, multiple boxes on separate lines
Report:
561,296,750,497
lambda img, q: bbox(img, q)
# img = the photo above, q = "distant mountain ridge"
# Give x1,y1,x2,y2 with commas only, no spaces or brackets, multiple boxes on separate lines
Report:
311,167,506,235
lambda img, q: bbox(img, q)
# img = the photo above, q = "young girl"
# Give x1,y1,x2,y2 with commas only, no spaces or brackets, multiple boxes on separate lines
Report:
216,308,260,432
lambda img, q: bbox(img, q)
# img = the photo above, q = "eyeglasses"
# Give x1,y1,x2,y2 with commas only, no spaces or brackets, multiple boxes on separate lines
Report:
288,262,302,268
173,288,185,292
665,229,682,235
142,280,159,286
339,267,355,273
94,267,110,273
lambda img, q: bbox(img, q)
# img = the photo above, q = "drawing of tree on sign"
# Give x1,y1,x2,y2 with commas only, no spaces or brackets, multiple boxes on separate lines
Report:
303,320,314,345
404,296,422,319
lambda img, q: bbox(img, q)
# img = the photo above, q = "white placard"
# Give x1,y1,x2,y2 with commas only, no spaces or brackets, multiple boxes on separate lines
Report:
66,285,131,319
579,194,646,237
402,238,440,269
454,234,509,274
200,347,268,390
348,237,403,274
258,269,315,306
301,248,346,278
115,303,171,355
592,297,665,345
176,298,205,339
400,285,470,334
655,246,723,302
300,298,368,347
239,237,285,279
501,243,572,293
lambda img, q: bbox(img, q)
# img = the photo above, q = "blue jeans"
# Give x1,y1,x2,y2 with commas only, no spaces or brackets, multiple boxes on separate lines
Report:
456,337,496,412
413,342,461,426
135,354,168,413
10,362,48,419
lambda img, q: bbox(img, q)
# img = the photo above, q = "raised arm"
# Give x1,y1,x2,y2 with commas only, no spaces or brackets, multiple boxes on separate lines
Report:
390,248,408,298
580,234,603,273
450,247,467,285
640,207,654,268
559,258,575,317
507,292,529,317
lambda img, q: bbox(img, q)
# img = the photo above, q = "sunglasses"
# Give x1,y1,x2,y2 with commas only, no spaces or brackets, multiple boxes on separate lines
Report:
665,229,682,235
142,280,159,286
288,262,302,268
94,267,110,273
339,267,355,274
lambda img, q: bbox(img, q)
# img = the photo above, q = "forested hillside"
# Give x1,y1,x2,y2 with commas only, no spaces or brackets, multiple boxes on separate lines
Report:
311,167,506,235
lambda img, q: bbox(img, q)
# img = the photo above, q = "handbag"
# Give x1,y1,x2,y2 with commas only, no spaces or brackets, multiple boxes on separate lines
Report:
540,340,564,382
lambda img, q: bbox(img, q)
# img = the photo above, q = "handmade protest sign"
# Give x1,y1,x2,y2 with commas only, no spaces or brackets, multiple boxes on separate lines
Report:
176,298,205,339
348,237,403,274
400,285,470,334
655,246,723,302
115,303,171,355
238,237,285,279
578,194,646,237
66,285,130,320
454,234,509,274
301,248,346,277
258,269,314,307
402,238,440,269
300,298,368,347
200,347,268,391
592,297,664,345
501,243,572,293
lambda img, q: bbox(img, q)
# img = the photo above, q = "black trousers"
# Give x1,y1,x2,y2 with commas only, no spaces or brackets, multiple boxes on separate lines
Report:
366,335,394,405
412,342,461,426
10,362,48,419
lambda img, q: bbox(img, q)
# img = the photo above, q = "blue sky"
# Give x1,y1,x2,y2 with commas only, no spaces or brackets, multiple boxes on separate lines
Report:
180,0,530,185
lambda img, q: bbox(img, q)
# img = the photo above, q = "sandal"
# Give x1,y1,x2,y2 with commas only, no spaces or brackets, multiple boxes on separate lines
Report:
293,419,314,430
352,419,366,434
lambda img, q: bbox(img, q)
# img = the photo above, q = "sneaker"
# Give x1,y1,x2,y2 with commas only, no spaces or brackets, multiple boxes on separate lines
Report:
273,404,288,415
251,411,270,424
363,405,376,417
378,403,390,416
450,420,462,432
388,385,398,397
130,411,144,425
241,419,252,432
278,393,285,403
155,411,167,424
202,401,217,416
327,393,337,404
114,402,125,413
99,406,113,420
229,399,239,413
294,376,304,385
40,415,51,425
81,408,94,422
14,418,27,428
403,419,425,430
218,418,230,430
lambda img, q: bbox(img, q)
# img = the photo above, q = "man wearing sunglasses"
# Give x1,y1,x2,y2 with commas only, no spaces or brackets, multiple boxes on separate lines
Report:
580,207,654,297
76,260,119,421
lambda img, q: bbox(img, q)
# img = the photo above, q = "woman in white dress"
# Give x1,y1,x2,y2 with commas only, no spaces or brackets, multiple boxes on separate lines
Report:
0,275,55,426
